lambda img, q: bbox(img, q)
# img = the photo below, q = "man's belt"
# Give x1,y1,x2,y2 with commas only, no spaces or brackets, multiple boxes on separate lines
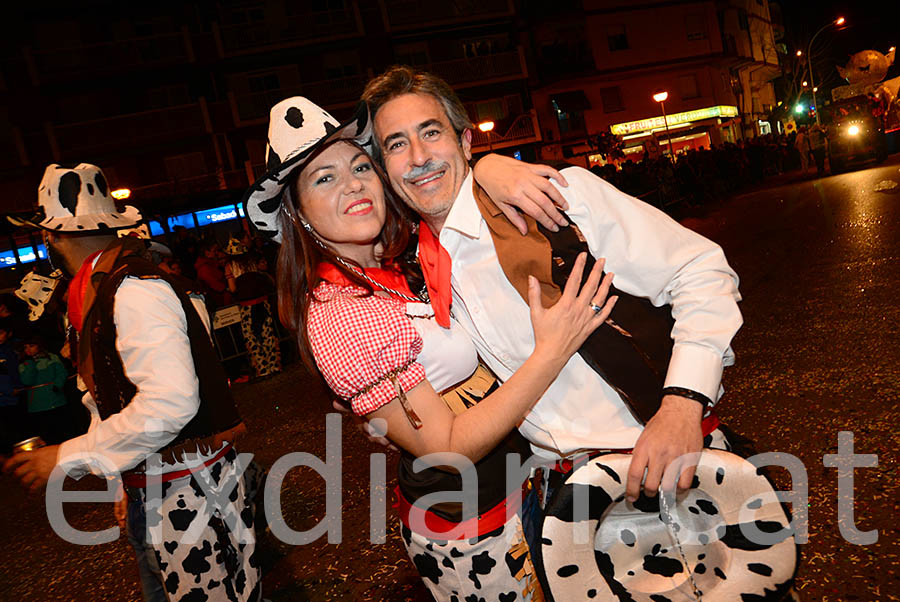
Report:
122,442,233,488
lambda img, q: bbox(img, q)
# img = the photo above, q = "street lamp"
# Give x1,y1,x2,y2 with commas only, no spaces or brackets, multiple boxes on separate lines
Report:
111,188,131,200
478,120,495,151
652,90,674,158
808,17,847,125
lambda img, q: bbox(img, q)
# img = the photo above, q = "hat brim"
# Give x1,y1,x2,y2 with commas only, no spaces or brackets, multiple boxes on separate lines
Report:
8,206,142,232
243,101,373,244
535,449,797,601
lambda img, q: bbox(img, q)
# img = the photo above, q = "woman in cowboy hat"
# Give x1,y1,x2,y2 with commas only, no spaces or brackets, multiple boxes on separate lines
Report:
245,96,616,601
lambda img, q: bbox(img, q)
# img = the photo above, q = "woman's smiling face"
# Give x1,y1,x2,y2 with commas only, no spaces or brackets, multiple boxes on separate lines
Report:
295,141,387,264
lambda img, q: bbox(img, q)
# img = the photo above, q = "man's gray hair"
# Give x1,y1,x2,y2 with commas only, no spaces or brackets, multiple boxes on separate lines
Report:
362,65,474,162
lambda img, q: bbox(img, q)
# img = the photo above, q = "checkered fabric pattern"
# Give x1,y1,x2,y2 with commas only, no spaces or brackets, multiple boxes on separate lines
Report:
308,282,426,415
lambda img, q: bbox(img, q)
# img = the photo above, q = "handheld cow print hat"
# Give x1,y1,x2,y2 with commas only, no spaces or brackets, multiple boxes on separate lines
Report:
9,163,141,232
15,269,66,321
536,449,798,601
243,96,372,243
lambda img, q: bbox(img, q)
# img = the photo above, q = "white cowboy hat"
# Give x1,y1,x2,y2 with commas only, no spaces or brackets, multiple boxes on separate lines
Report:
117,224,172,257
536,449,797,601
243,97,372,243
9,163,141,232
14,269,66,321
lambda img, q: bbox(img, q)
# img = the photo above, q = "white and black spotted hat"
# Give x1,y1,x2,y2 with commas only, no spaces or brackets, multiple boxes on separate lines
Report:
9,163,141,232
536,449,797,601
243,97,372,243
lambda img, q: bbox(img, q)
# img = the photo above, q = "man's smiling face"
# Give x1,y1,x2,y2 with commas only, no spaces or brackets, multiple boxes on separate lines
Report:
373,93,472,231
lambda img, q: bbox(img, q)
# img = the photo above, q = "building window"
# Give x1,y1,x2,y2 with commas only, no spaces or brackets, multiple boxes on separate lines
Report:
324,50,360,80
606,25,629,52
248,72,280,93
165,152,206,181
145,84,190,110
556,109,586,136
551,92,589,136
685,14,707,41
599,87,624,113
222,5,265,26
678,75,700,100
395,42,430,67
475,100,505,122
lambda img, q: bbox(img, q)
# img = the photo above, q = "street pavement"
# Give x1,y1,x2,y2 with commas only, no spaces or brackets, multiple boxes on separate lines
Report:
1,155,898,601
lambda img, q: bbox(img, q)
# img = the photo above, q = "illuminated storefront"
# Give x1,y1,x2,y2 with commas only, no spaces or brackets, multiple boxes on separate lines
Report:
603,105,741,163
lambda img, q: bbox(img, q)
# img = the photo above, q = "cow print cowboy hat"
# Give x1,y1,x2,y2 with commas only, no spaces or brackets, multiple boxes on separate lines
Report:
8,163,141,232
243,96,373,244
535,449,798,601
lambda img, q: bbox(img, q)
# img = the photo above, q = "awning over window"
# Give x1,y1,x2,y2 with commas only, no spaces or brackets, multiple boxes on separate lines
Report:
551,90,591,113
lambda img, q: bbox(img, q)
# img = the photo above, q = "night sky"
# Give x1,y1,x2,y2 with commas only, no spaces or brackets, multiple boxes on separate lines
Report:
779,0,898,88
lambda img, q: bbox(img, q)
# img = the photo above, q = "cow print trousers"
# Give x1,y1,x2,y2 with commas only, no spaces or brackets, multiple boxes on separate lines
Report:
127,449,262,602
401,512,540,602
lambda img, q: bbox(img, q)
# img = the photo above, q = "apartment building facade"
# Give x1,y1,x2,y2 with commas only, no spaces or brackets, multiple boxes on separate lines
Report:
1,0,539,220
525,0,781,166
1,0,780,219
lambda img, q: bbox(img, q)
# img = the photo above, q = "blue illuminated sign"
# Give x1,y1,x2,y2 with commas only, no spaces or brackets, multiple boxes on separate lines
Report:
148,220,164,236
167,213,196,230
513,151,522,161
0,244,48,268
195,204,240,227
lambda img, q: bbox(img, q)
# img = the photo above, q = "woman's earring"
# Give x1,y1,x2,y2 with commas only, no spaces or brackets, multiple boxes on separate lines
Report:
300,219,314,234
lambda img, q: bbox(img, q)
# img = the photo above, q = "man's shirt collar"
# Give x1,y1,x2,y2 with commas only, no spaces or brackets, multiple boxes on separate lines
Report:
440,170,483,240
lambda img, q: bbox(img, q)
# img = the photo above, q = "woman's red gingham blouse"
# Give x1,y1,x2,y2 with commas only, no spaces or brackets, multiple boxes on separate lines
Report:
307,281,426,416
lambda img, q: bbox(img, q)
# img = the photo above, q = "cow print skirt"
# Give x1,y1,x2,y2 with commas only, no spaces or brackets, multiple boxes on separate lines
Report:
129,450,262,602
401,512,542,602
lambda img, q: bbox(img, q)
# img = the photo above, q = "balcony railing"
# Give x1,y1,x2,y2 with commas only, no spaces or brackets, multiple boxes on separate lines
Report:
232,73,369,124
470,111,540,151
24,31,191,84
49,103,209,157
427,49,526,88
216,8,360,55
381,0,513,30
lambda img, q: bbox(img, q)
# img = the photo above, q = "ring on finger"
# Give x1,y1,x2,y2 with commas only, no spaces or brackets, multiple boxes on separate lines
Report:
589,302,603,314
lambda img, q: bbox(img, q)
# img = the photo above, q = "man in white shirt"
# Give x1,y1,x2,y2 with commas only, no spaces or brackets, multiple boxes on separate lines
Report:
4,164,260,602
362,67,744,503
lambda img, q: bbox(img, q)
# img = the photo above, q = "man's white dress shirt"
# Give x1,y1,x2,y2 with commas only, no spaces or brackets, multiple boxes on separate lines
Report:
58,275,221,478
438,167,743,459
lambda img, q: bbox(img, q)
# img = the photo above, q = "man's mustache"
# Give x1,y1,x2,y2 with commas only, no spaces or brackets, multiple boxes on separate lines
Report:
403,160,449,183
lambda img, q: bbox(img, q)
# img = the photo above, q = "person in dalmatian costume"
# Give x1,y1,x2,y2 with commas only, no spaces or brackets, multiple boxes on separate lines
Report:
4,163,262,602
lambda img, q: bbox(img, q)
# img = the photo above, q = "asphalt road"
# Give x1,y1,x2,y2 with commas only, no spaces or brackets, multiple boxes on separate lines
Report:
1,155,898,601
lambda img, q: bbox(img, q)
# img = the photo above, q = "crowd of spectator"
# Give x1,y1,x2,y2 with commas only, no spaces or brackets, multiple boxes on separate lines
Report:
0,228,283,453
591,132,812,209
0,294,86,454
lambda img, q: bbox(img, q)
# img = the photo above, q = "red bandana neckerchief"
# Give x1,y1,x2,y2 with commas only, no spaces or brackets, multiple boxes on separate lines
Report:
67,250,103,333
416,220,452,328
317,260,415,302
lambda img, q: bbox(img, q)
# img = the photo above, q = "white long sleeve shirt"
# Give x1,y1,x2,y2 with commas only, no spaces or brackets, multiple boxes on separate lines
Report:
58,275,220,479
438,167,743,459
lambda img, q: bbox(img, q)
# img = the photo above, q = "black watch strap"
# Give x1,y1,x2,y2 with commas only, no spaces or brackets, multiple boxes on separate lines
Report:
660,386,712,408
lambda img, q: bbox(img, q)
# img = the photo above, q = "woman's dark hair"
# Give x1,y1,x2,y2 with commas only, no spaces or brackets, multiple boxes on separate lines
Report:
276,140,415,371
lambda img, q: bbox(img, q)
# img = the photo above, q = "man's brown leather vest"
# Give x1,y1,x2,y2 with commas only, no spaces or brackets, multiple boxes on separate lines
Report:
472,183,676,425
